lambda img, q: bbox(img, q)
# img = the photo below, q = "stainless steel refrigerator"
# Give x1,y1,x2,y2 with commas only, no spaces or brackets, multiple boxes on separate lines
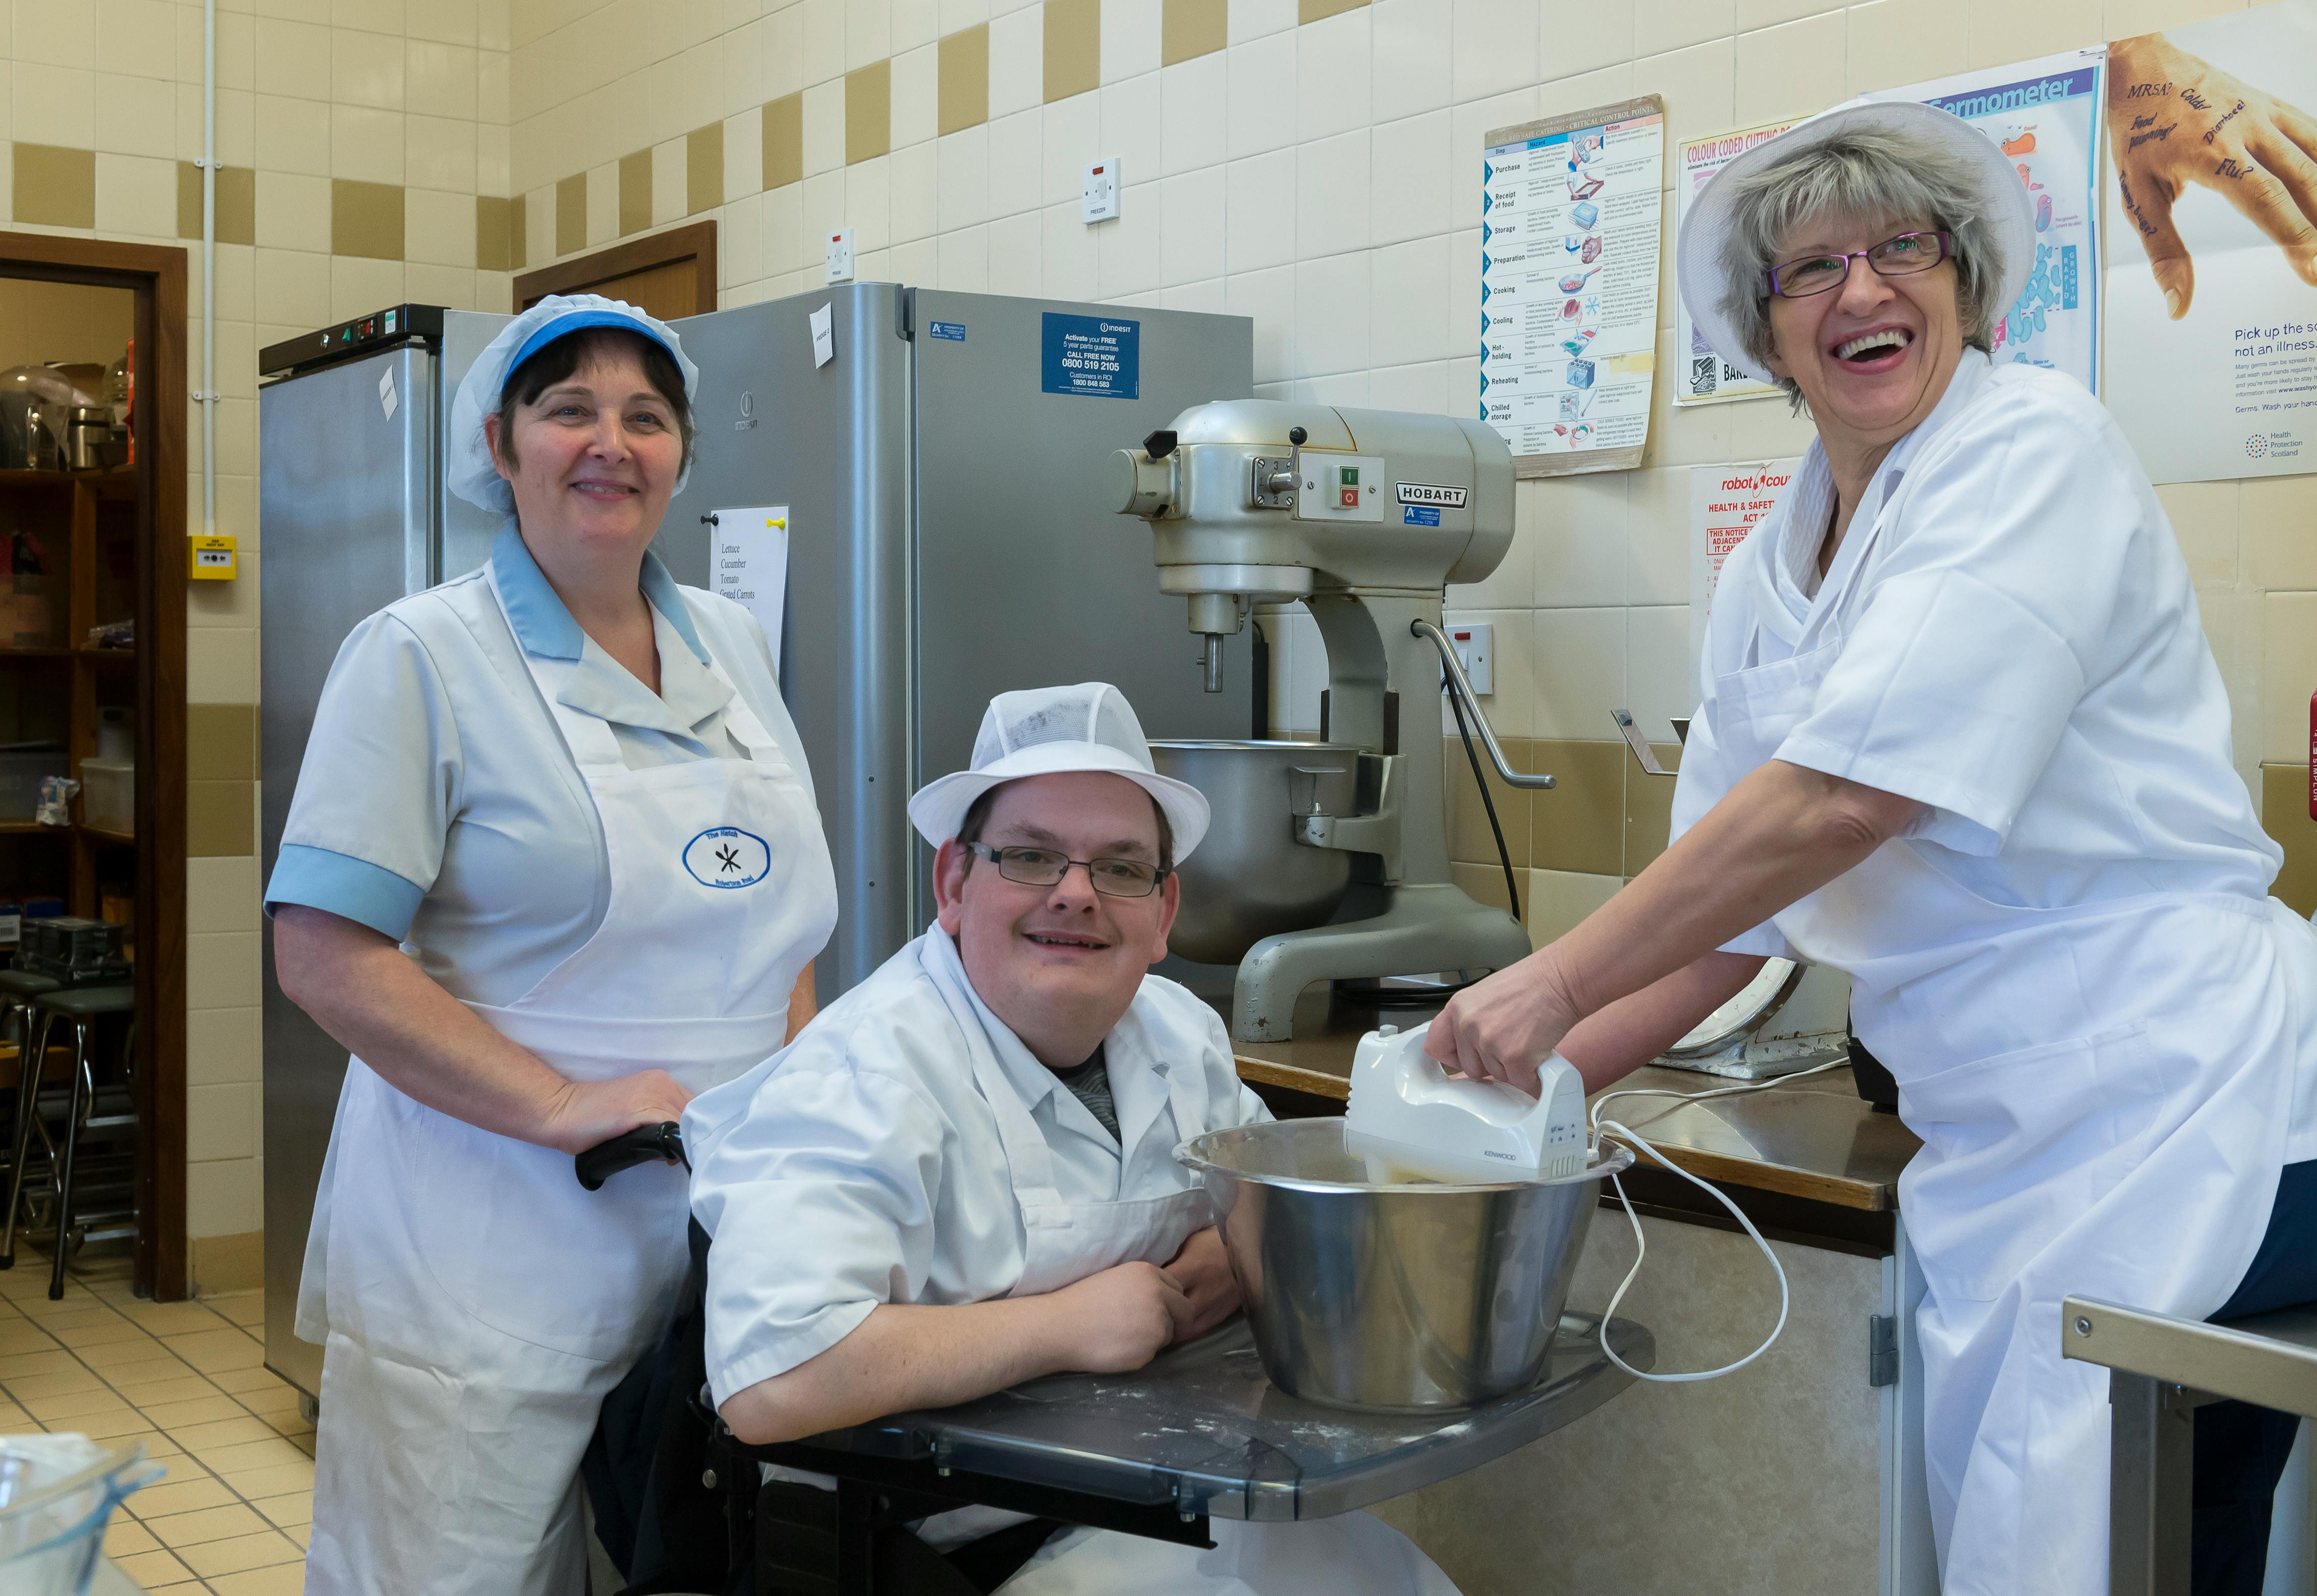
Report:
256,305,510,1398
255,286,1251,1401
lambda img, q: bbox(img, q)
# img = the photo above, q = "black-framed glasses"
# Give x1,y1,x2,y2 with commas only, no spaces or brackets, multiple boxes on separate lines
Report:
1767,230,1952,299
965,842,1168,899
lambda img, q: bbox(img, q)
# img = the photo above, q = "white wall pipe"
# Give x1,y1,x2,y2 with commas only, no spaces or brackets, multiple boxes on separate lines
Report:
195,0,216,536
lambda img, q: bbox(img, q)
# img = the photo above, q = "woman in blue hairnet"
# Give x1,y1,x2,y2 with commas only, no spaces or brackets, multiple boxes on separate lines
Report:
265,295,838,1595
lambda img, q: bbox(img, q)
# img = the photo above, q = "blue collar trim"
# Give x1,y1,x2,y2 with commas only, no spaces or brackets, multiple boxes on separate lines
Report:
490,524,709,665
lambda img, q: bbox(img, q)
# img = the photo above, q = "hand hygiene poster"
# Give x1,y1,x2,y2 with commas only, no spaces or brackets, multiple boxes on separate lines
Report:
1864,47,2107,394
1481,96,1665,475
1676,122,1797,405
2105,0,2317,482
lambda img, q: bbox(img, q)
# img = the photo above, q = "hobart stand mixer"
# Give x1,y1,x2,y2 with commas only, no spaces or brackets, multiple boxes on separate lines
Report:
1115,401,1551,1041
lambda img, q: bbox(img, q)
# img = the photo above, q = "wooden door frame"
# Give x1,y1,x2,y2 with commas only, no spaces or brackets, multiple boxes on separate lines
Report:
0,231,189,1300
513,220,718,313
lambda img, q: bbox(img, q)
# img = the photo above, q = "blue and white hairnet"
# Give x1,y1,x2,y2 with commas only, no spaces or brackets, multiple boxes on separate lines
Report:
446,293,701,514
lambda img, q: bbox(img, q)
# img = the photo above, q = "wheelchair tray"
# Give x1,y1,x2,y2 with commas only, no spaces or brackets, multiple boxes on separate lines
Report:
777,1312,1649,1523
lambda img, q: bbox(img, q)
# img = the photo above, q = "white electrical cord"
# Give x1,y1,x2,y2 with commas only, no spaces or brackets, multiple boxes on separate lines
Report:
1586,1060,1848,1383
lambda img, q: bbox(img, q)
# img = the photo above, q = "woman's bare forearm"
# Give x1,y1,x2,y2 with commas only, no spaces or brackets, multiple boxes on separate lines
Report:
1553,951,1769,1091
1550,760,1917,1025
719,1299,1068,1445
271,904,577,1142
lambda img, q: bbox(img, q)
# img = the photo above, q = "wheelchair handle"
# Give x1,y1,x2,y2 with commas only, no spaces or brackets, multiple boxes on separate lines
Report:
575,1122,689,1191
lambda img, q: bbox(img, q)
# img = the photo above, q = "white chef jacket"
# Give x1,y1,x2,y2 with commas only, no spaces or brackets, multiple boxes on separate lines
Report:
684,927,1269,1408
1670,350,2315,1158
265,524,811,1006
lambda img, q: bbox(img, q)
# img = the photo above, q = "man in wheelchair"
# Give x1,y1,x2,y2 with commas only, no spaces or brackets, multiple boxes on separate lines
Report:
678,684,1461,1594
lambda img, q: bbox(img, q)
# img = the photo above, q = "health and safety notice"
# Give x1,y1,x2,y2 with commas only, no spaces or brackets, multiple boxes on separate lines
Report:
1480,95,1665,476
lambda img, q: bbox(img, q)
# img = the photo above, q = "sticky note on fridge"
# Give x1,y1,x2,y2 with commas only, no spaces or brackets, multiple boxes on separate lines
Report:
810,304,835,368
712,507,791,660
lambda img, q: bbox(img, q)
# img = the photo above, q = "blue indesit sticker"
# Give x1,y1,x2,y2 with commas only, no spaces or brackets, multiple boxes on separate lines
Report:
1041,313,1140,399
929,320,966,341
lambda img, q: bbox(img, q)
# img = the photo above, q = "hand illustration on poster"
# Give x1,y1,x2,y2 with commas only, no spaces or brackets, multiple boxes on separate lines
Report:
2105,0,2317,482
2107,31,2317,318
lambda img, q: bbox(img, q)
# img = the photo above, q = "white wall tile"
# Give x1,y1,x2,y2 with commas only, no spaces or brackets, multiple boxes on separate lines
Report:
188,1157,261,1239
1451,0,1538,104
1367,358,1451,415
934,123,989,230
1042,199,1100,299
1369,0,1450,123
1293,250,1369,376
188,1006,261,1089
1226,262,1295,384
1444,605,1537,734
988,4,1042,117
1532,473,1630,609
803,77,845,175
986,108,1042,218
892,43,939,148
1625,466,1691,608
1370,109,1451,248
891,138,939,241
1158,164,1227,287
1370,234,1451,367
937,218,989,289
1733,11,1847,126
988,207,1043,293
1294,7,1369,143
1625,603,1694,738
1099,70,1163,189
847,152,891,249
1533,607,1629,740
894,0,939,52
1101,0,1161,82
1160,276,1230,314
1295,129,1368,260
1158,53,1226,177
1224,147,1294,272
1096,181,1161,296
1042,90,1101,203
1224,30,1296,159
1228,0,1297,44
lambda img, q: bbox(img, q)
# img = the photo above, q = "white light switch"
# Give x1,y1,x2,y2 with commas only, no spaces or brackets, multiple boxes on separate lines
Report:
1449,623,1493,695
824,227,854,284
1081,157,1121,224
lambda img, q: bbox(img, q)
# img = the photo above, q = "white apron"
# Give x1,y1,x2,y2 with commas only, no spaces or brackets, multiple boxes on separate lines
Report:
1713,467,2299,1595
302,571,838,1596
915,938,1463,1596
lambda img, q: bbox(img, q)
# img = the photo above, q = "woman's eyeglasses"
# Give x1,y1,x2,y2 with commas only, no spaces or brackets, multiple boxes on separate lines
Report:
964,842,1168,898
1768,230,1953,299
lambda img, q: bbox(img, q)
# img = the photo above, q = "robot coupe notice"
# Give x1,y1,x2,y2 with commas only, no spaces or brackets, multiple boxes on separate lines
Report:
1481,96,1664,477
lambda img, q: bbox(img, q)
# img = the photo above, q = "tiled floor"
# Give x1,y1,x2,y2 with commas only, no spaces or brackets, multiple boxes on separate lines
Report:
0,1247,310,1592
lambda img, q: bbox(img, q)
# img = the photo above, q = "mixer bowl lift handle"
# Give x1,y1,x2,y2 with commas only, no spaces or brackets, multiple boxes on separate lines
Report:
1410,620,1555,792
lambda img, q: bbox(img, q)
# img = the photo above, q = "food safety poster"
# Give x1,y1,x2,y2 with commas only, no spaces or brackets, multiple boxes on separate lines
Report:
2104,0,2317,482
1863,47,2107,394
711,506,789,659
1481,96,1665,475
1690,460,1799,684
1675,121,1797,406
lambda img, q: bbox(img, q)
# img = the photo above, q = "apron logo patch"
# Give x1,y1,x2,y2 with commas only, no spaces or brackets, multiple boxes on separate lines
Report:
683,827,772,889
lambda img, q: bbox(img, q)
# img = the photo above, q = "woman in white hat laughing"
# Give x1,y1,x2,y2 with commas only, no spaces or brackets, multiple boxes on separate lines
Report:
1425,100,2317,1595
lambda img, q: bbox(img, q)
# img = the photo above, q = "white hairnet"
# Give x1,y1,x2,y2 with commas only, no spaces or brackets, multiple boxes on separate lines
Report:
446,293,701,514
907,683,1212,860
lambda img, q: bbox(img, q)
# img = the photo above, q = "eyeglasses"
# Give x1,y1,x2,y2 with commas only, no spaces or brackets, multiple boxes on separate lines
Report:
1767,230,1953,299
964,842,1168,899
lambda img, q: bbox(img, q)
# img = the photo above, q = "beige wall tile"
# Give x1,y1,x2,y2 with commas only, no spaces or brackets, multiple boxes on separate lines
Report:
405,38,477,119
329,252,406,319
2243,476,2317,590
1524,865,1622,945
1846,0,1966,97
846,60,892,163
255,18,330,100
687,120,723,216
1450,859,1516,918
406,184,474,264
1732,12,1845,127
475,193,515,271
555,169,585,253
408,113,477,192
187,1005,261,1089
13,144,96,229
617,146,650,234
651,136,686,227
19,0,97,68
407,0,479,45
2156,480,2240,589
330,177,405,259
253,250,330,330
2265,764,2317,919
1531,739,1627,875
99,0,178,80
586,161,616,245
186,1156,260,1239
2261,591,2317,765
1162,0,1225,64
332,104,405,185
1623,743,1682,875
256,170,332,252
188,855,262,937
940,23,990,135
331,27,405,109
189,929,261,1011
189,704,256,783
189,1082,259,1162
174,165,259,248
255,94,329,178
189,781,257,858
1301,0,1368,22
1045,0,1099,103
763,91,804,188
1446,734,1533,868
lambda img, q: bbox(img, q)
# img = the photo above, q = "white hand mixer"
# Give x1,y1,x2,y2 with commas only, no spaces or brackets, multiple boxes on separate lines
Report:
1345,1024,1845,1384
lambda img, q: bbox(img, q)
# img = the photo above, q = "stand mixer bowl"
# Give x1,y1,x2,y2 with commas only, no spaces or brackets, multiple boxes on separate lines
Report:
1149,740,1360,965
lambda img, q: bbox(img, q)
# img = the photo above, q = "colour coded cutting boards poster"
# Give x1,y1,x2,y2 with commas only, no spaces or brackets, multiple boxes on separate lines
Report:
1675,120,1797,406
1864,47,2107,394
1481,96,1665,475
2104,0,2317,482
1690,460,1800,685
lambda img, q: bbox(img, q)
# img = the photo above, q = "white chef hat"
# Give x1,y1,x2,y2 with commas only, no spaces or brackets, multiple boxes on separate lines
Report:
907,683,1212,862
446,293,701,514
1676,98,2034,385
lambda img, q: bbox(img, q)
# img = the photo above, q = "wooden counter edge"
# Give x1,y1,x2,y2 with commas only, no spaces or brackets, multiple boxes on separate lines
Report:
1231,1054,1895,1214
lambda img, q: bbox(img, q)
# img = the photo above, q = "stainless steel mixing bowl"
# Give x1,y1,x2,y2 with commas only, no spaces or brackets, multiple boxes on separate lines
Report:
1148,740,1361,965
1177,1118,1631,1411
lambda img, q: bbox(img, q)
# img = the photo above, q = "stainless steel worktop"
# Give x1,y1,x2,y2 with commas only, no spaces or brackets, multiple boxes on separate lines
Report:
1215,985,1920,1214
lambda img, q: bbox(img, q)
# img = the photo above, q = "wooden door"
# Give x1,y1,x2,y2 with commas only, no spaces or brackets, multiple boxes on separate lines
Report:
513,222,716,319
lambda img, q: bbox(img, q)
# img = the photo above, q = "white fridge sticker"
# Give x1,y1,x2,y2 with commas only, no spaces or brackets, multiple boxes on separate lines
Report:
378,367,398,420
810,304,835,368
713,507,791,661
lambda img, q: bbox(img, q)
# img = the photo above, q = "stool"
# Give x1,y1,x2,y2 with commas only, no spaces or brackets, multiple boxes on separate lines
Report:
1,985,135,1299
0,968,59,1200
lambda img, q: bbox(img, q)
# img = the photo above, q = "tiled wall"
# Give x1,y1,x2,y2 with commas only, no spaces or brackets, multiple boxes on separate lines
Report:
509,0,2317,944
0,0,516,1258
